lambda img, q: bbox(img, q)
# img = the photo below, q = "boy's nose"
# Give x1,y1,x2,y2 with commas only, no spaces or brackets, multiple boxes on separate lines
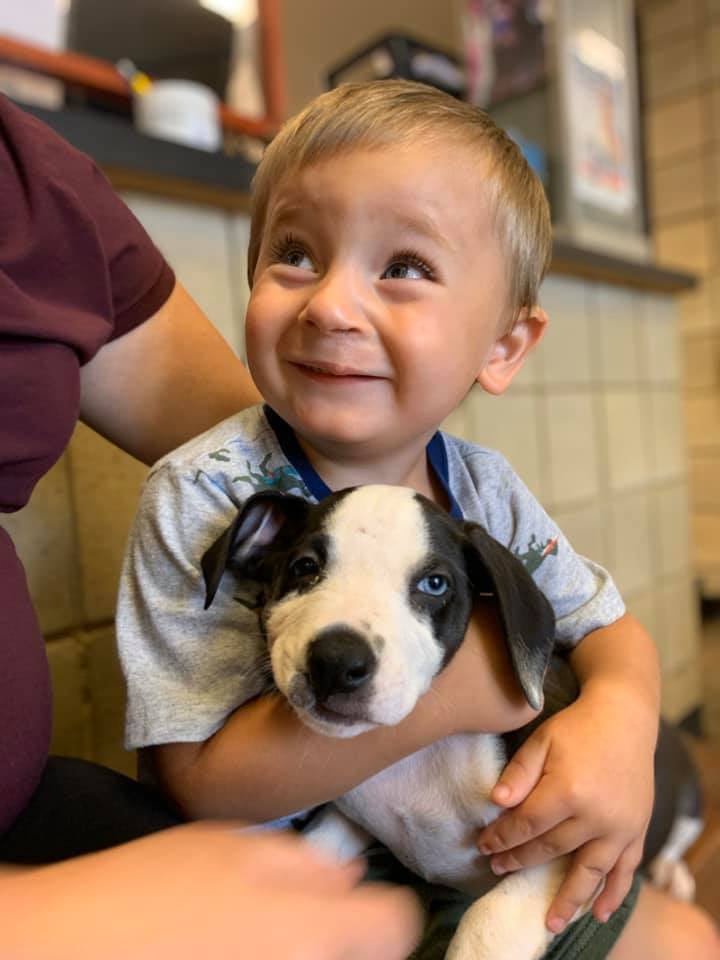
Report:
299,271,369,333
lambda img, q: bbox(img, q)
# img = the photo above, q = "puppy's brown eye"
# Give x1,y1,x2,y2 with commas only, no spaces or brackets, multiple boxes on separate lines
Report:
290,556,320,579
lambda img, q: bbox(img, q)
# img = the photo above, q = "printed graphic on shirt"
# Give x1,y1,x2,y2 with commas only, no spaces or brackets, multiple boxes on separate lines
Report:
208,448,232,462
232,453,310,497
515,534,559,574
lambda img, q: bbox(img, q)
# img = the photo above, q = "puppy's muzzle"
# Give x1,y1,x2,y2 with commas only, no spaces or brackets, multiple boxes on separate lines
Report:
307,626,377,704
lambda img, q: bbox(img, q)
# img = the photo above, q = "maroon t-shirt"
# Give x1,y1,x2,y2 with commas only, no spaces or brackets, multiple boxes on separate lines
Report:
0,96,175,833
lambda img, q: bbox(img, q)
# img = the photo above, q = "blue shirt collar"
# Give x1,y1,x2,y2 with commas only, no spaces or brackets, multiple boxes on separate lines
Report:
263,405,463,519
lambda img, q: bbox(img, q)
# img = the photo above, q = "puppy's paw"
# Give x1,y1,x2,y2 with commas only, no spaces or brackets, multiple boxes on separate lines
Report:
648,857,696,902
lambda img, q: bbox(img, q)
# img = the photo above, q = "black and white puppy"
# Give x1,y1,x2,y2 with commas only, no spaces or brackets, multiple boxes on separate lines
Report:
202,485,702,960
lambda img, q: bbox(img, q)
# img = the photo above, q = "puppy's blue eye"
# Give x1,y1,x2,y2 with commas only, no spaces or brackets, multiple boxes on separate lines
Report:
416,574,449,596
290,556,320,579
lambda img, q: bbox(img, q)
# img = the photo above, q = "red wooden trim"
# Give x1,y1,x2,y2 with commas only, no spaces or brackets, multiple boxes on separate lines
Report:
0,27,282,139
257,0,285,125
0,35,127,96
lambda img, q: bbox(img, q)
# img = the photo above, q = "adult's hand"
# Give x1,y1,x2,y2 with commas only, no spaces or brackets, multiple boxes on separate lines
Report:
1,821,422,960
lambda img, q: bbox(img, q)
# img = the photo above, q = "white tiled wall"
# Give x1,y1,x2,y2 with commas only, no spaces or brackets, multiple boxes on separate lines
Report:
545,393,601,505
122,192,250,357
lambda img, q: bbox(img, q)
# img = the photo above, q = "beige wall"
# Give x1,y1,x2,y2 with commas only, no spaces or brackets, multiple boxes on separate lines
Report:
279,0,465,115
6,187,700,773
638,0,720,597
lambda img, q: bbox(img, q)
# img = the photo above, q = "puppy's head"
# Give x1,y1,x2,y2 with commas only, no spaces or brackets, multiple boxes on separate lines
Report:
202,485,555,737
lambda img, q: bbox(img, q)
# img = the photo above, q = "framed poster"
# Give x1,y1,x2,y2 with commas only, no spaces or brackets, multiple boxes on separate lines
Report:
565,28,635,213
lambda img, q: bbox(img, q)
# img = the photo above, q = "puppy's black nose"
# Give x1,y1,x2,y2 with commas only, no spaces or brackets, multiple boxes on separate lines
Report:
307,627,376,703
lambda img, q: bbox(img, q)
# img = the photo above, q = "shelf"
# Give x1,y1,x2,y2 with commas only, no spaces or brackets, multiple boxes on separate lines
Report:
22,101,255,211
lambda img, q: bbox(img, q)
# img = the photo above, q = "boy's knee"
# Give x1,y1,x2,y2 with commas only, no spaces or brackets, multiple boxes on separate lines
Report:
683,903,720,959
654,900,720,960
609,885,720,960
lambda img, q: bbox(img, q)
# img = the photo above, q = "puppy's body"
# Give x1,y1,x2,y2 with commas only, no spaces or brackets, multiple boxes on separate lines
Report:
327,733,505,891
202,485,702,960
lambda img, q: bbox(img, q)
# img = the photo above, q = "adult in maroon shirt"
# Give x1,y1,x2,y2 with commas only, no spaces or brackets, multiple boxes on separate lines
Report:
0,93,261,841
0,96,428,960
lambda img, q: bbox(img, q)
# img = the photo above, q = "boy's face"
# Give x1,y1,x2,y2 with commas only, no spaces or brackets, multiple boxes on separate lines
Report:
246,142,523,461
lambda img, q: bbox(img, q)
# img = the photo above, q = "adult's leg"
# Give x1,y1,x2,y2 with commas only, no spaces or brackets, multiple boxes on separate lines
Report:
0,755,182,864
608,882,720,960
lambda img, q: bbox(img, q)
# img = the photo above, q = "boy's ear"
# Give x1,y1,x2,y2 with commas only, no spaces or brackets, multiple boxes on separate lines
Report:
476,306,548,396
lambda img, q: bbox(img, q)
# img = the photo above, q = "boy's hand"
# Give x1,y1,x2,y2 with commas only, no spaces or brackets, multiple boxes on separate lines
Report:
476,683,657,934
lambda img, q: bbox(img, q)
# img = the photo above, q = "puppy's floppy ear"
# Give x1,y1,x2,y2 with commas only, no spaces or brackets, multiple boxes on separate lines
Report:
201,493,310,609
463,523,556,711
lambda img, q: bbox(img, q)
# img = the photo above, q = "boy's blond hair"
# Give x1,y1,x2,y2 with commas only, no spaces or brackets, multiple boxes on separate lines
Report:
248,79,552,316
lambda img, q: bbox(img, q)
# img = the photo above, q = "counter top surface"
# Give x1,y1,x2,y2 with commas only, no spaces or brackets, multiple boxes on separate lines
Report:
21,101,696,295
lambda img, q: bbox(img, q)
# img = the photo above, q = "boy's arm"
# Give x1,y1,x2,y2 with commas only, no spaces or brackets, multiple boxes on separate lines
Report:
570,609,660,713
150,602,539,822
477,613,659,932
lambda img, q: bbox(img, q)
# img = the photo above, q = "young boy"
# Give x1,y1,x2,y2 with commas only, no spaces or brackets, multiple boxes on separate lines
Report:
116,80,719,958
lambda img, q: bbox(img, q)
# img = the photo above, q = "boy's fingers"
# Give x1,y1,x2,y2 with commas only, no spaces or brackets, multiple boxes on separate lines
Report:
489,735,549,807
478,779,567,854
487,819,588,874
591,844,641,922
545,840,617,933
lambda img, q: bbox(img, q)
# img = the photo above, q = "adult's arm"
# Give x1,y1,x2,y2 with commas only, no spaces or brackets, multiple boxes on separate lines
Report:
80,282,261,466
0,822,422,960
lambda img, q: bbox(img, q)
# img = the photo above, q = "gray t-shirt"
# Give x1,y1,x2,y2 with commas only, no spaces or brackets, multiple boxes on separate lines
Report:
117,404,624,753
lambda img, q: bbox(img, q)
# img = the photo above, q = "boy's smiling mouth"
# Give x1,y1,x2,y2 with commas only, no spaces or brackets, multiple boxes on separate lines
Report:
289,360,386,382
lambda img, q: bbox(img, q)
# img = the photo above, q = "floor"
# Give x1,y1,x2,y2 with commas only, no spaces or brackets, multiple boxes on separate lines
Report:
684,607,720,923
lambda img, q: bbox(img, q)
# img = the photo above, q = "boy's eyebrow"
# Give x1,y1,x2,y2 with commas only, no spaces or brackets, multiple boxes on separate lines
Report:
267,201,456,252
391,211,456,252
266,203,304,232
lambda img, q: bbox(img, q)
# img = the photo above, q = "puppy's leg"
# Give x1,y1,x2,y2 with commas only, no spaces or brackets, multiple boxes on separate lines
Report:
446,859,570,960
647,813,703,902
304,804,372,861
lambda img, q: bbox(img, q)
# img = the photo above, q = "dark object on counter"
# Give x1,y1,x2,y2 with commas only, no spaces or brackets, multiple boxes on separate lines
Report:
327,33,465,99
66,0,234,102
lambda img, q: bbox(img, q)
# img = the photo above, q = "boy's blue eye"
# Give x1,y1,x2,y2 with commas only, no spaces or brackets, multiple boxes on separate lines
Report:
283,249,314,271
384,262,423,280
416,574,449,596
382,252,434,282
269,234,315,272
